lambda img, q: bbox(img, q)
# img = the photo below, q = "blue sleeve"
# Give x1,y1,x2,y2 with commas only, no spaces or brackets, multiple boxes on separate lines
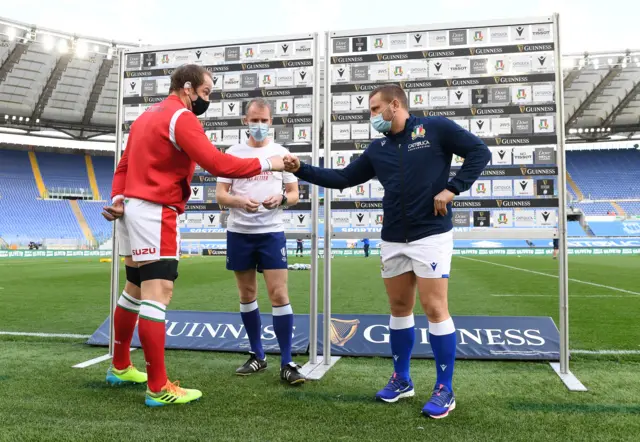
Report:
294,148,376,190
435,117,491,195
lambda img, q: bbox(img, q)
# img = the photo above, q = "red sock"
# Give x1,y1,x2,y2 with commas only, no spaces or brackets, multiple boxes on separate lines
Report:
112,305,139,370
138,303,168,392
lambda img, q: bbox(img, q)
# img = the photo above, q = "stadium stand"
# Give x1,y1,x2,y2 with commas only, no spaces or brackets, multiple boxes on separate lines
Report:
566,149,640,200
91,155,115,200
37,151,90,194
1,17,640,248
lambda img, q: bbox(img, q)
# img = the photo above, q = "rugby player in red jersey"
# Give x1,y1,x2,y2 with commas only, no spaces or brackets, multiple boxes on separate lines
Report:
101,64,285,407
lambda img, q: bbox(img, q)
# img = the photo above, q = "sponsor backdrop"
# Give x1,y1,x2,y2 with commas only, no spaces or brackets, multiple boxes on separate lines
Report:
121,34,317,236
327,21,560,236
87,312,560,361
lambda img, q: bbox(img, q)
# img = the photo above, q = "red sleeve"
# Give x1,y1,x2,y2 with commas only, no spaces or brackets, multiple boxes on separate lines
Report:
174,112,262,178
111,142,130,199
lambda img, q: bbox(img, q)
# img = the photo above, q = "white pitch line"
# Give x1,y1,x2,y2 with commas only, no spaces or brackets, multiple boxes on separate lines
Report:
0,331,91,339
73,348,137,369
460,257,640,296
571,350,640,355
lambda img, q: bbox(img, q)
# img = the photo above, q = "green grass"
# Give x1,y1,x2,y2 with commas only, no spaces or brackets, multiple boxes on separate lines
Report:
1,255,640,441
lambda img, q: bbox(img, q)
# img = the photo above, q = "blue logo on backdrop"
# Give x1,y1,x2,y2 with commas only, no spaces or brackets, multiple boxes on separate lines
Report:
87,311,309,355
87,312,560,361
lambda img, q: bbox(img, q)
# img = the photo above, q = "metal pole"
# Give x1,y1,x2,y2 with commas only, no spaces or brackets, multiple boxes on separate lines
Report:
553,13,570,374
308,32,320,365
322,31,332,365
109,48,126,356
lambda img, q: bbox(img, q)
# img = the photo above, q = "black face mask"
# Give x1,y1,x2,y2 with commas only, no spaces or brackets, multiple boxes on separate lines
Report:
190,94,210,116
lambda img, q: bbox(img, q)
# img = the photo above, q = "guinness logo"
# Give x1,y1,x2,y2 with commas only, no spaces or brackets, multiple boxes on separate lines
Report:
494,76,502,84
468,48,476,55
445,79,452,87
471,107,478,116
520,167,527,175
496,200,503,208
330,318,360,346
517,44,524,52
520,105,526,113
496,138,503,145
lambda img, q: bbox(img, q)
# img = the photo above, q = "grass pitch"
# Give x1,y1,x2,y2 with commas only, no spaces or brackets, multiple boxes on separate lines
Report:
1,255,639,441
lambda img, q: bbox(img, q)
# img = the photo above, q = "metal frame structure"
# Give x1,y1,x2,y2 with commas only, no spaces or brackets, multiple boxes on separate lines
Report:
317,14,586,390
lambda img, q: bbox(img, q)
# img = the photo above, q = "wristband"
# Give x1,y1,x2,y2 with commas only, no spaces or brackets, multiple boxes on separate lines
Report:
112,195,125,204
260,158,272,171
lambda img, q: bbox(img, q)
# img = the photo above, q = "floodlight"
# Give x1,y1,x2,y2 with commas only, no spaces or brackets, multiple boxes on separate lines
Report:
43,34,55,51
58,39,69,54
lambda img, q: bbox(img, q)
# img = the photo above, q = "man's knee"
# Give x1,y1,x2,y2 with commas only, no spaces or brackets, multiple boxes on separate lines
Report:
420,290,449,322
267,284,289,306
139,260,178,305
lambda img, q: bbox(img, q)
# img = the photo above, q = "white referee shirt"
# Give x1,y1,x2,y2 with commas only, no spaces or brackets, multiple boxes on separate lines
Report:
217,142,297,234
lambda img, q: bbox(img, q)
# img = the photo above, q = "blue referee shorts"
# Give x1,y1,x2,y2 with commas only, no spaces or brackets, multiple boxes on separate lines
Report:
226,231,288,273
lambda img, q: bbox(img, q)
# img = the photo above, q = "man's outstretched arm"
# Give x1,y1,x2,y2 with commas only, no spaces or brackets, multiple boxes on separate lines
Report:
285,150,376,190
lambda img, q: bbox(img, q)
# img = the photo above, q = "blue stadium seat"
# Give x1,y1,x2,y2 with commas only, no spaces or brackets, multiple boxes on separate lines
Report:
588,221,640,236
77,200,112,244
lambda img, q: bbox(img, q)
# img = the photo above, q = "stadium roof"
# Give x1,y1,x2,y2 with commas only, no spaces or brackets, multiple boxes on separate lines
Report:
0,16,639,143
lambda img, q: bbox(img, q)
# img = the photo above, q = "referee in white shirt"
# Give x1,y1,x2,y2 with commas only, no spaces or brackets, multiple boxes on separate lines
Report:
216,98,305,385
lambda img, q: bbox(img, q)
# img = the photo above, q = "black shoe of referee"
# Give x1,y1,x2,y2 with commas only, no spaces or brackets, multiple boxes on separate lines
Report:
235,352,267,376
280,362,306,385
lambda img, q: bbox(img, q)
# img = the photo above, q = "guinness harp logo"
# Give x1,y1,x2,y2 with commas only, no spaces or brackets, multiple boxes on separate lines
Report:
330,318,360,346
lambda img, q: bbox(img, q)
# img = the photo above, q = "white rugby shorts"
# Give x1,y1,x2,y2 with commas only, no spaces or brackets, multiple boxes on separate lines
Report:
379,230,453,279
117,197,180,262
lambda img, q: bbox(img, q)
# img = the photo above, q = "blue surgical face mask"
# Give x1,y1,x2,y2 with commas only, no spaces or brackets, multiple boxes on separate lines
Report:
370,102,395,134
249,122,270,141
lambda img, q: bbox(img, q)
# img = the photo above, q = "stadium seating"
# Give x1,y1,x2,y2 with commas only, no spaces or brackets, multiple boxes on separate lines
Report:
617,201,640,215
0,150,84,244
37,152,90,193
77,200,112,243
571,201,616,216
566,149,640,200
92,155,115,200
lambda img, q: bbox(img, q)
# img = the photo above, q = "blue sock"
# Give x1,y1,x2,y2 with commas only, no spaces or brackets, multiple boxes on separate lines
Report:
240,301,264,360
429,318,457,391
389,314,415,381
273,304,294,367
